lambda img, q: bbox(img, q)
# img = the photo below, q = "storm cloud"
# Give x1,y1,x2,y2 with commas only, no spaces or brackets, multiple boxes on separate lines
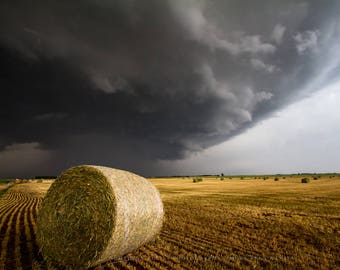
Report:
1,0,340,176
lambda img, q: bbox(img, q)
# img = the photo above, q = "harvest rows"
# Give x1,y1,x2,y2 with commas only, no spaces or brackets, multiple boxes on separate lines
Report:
0,189,211,270
1,181,338,269
0,187,249,270
0,190,45,269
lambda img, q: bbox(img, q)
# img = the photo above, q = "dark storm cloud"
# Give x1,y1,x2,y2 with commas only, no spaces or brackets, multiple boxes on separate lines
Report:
1,0,339,176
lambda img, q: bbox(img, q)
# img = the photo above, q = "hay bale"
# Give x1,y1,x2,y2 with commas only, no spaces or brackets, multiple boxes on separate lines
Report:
37,165,163,268
301,177,310,183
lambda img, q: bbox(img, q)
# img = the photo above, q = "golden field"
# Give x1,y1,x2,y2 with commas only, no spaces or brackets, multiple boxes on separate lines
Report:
0,175,339,269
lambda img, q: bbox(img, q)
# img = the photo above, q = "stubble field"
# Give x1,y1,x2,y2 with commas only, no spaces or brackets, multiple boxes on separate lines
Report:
0,175,339,269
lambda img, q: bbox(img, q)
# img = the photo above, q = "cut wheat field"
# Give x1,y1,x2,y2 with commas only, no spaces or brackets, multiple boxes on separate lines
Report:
0,176,339,269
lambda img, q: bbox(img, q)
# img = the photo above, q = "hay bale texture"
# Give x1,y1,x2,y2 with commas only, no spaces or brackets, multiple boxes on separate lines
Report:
37,165,163,268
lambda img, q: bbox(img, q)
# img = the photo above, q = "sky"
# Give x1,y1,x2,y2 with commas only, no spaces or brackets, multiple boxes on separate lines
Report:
159,81,340,176
1,0,340,177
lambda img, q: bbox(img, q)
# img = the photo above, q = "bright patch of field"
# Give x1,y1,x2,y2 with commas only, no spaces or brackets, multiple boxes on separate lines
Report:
0,176,339,269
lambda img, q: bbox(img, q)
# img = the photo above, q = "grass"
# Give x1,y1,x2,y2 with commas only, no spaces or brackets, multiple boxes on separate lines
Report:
0,180,14,197
0,187,10,197
0,179,12,184
0,175,339,269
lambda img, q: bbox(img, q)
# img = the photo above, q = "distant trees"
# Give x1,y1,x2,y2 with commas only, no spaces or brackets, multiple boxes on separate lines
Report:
35,176,56,179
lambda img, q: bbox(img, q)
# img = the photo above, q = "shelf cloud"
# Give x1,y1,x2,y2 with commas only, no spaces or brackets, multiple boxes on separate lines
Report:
1,0,339,176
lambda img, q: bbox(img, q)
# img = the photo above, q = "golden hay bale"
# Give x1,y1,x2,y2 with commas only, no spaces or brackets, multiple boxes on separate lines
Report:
15,179,22,184
37,165,163,268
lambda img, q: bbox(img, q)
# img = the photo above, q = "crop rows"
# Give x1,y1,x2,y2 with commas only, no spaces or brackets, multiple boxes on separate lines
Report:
0,188,240,270
0,181,338,269
0,189,45,270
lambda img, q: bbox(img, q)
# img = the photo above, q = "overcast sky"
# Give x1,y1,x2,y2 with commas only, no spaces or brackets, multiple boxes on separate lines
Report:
1,0,339,177
160,80,340,176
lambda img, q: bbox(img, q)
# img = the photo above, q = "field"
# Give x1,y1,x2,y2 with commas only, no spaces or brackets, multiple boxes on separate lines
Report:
0,175,339,269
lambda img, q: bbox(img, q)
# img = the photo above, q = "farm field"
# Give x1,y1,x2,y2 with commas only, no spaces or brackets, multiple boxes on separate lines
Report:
0,176,339,269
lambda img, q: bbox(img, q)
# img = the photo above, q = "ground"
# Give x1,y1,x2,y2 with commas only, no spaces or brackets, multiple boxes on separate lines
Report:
0,175,339,269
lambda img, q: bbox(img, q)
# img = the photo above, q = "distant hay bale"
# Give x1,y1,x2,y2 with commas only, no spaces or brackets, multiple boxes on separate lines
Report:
301,178,310,183
37,165,164,269
193,177,203,183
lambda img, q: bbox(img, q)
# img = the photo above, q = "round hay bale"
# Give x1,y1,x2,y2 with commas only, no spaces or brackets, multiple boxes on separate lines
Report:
37,165,163,268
